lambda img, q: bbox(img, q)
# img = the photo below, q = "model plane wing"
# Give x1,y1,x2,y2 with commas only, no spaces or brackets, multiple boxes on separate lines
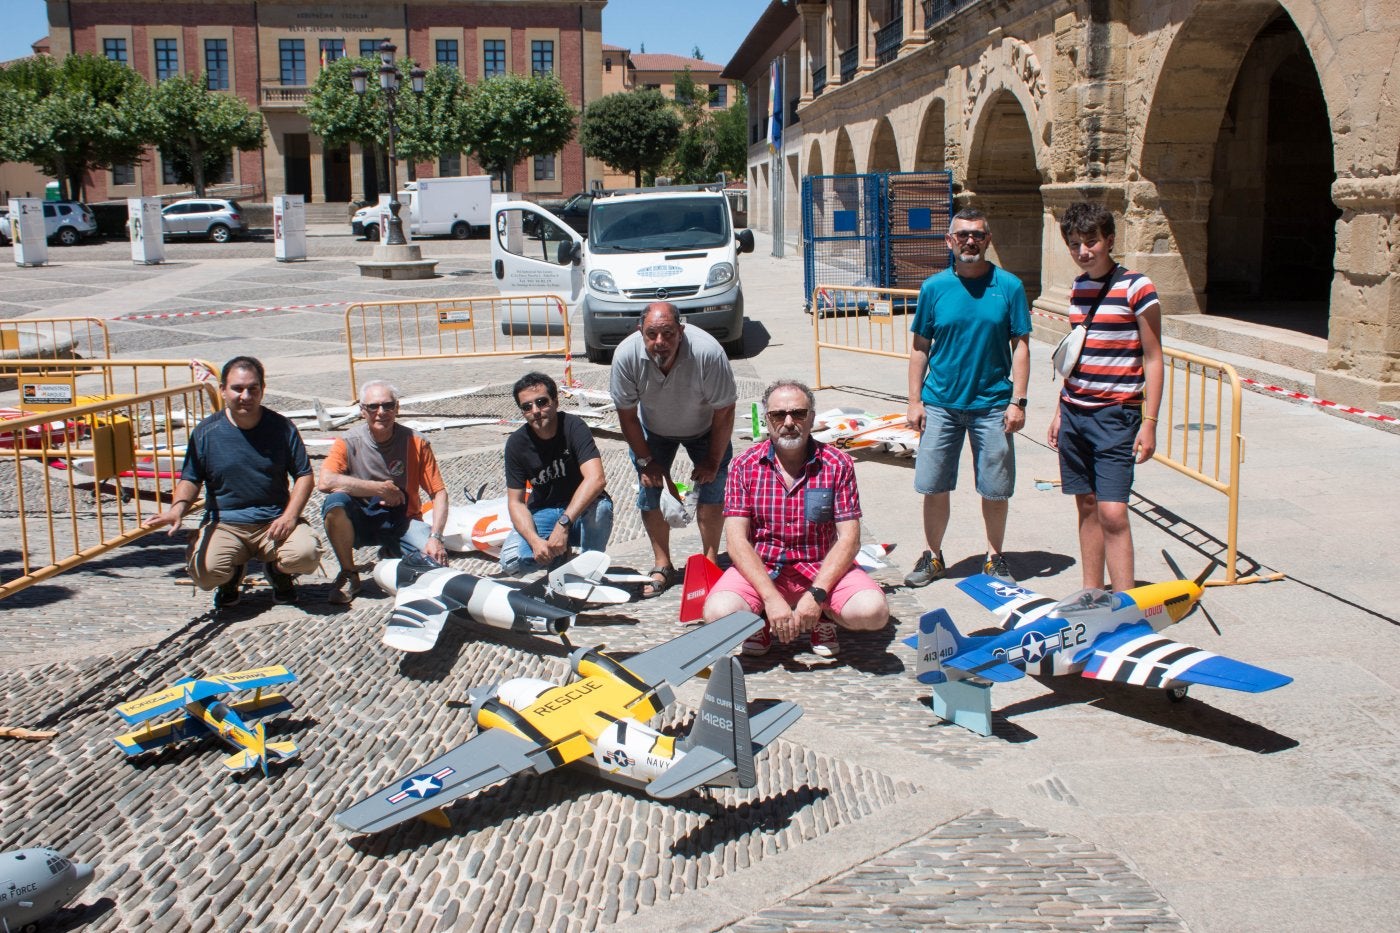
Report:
114,684,196,724
619,610,763,689
382,591,452,653
210,665,297,691
1082,623,1292,692
113,716,211,755
335,727,548,834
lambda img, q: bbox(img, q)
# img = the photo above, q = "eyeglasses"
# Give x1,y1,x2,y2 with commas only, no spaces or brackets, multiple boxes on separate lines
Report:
950,230,989,242
766,408,810,423
360,401,398,412
518,397,552,412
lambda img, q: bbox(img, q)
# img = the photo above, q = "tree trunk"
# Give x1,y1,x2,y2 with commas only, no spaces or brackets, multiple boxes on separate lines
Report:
191,137,206,197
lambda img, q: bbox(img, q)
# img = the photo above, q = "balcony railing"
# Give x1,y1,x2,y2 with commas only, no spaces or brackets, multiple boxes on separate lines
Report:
924,0,974,31
260,84,311,108
813,65,827,97
875,16,904,66
838,47,858,84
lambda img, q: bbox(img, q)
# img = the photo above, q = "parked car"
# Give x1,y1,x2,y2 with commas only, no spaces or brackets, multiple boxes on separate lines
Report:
161,198,246,242
546,192,594,235
43,201,98,245
0,208,9,245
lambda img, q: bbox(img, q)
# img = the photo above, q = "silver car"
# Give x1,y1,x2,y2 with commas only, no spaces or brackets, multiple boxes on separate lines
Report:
43,201,98,245
161,198,246,243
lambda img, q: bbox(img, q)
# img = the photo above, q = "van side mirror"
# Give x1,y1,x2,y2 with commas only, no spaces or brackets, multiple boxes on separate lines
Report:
557,239,582,265
736,228,755,254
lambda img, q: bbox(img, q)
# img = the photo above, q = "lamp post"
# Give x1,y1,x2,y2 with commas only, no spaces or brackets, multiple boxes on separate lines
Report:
351,43,425,247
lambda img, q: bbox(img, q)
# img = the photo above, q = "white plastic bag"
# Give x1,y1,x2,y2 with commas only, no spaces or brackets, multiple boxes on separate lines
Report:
1051,325,1088,379
659,483,693,528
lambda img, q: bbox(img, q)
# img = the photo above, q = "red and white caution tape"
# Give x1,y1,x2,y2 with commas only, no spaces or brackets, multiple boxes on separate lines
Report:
1240,378,1398,425
113,300,350,322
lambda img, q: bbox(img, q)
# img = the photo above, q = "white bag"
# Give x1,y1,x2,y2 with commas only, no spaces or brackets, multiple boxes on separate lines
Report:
659,483,692,528
1051,325,1088,379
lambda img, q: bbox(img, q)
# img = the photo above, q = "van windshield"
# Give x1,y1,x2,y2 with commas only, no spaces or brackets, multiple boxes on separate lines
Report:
589,196,730,253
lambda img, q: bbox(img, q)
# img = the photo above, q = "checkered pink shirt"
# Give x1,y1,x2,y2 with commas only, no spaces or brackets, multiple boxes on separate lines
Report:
723,439,862,579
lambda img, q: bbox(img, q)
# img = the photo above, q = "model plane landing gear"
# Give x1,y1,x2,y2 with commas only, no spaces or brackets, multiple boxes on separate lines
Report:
1167,685,1189,703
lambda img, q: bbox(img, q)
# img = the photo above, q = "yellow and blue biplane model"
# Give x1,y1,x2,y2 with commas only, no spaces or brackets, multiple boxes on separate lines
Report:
112,666,300,776
336,611,802,834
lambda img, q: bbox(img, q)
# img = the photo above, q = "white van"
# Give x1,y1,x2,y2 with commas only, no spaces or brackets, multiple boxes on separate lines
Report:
490,183,755,362
352,175,492,240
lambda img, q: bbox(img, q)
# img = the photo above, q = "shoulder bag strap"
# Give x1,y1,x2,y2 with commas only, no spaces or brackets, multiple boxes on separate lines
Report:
1067,264,1121,378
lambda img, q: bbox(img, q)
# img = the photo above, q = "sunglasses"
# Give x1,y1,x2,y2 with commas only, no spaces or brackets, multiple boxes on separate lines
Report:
518,397,552,412
950,230,989,242
360,401,398,412
766,408,810,423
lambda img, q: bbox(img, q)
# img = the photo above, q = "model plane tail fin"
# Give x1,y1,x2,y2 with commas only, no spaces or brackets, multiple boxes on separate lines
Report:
649,657,754,798
679,554,725,624
903,608,982,685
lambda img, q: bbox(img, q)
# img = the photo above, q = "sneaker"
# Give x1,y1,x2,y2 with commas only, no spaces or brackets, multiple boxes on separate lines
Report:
328,571,362,605
810,620,840,659
266,564,298,604
904,550,946,588
984,552,1016,585
215,565,245,609
741,624,772,657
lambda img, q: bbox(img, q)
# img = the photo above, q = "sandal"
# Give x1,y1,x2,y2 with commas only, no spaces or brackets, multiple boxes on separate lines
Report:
641,565,679,599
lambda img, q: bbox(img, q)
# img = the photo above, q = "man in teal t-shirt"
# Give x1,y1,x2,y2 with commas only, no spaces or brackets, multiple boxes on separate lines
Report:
904,208,1031,588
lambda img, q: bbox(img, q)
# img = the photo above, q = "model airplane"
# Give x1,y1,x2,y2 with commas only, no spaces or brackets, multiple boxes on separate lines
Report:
112,666,300,775
0,848,94,932
906,562,1292,735
336,611,803,834
421,485,512,556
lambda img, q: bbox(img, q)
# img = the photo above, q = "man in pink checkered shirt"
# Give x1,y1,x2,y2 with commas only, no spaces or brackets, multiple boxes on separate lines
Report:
702,380,889,658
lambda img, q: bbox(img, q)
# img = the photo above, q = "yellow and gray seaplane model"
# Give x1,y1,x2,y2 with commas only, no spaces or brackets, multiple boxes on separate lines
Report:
336,612,801,834
112,666,300,776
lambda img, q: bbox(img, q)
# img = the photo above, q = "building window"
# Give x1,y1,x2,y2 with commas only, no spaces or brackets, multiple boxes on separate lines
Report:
645,83,660,91
214,151,235,185
319,39,345,67
112,163,135,186
360,39,385,58
439,153,461,177
280,39,306,85
154,39,179,82
483,39,505,78
436,39,458,69
710,84,726,107
103,38,127,64
531,40,554,77
205,40,229,90
605,57,612,73
534,153,556,181
161,151,180,186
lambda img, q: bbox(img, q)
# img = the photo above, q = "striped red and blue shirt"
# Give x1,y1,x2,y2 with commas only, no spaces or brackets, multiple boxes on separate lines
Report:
1060,267,1160,409
723,438,861,580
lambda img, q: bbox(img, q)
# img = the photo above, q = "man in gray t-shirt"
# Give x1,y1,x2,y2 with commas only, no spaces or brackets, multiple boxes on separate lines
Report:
609,302,737,598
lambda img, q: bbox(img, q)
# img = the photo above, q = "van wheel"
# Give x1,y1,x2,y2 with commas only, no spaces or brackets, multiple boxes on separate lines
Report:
208,224,231,243
365,224,380,242
585,344,612,365
57,226,79,246
450,222,470,239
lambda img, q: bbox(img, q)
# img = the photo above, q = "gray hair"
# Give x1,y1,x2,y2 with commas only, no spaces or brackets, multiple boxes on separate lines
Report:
762,379,816,412
359,379,401,404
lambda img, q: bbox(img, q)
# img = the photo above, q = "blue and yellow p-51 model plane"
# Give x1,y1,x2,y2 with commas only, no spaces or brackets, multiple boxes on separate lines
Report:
337,612,802,834
908,561,1291,735
112,666,300,775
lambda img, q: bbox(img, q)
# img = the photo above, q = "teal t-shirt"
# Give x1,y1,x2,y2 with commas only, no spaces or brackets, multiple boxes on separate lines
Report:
911,264,1031,410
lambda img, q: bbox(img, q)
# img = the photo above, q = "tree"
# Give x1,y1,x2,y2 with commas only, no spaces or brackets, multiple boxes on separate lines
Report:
579,90,680,186
394,64,472,167
152,73,264,197
664,72,746,185
459,73,576,190
0,54,157,200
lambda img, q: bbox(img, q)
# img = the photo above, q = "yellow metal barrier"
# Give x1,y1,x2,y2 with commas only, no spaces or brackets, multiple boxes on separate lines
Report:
810,284,920,389
1153,348,1246,583
0,317,112,362
344,295,572,399
0,358,220,400
0,380,223,599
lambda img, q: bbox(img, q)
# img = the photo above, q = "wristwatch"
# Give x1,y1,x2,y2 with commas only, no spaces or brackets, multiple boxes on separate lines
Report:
636,455,653,468
428,532,444,541
807,586,830,607
1012,397,1028,409
557,513,573,528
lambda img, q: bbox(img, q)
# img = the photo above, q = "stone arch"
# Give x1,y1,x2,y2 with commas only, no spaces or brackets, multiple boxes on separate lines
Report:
913,98,948,171
965,90,1044,300
806,138,824,178
867,117,902,173
832,127,857,175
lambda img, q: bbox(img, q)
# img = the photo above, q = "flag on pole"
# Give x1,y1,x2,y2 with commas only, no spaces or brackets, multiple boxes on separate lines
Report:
768,59,783,155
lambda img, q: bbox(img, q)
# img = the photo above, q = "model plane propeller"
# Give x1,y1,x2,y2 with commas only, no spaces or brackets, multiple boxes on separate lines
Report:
336,611,802,834
112,666,300,775
905,558,1291,735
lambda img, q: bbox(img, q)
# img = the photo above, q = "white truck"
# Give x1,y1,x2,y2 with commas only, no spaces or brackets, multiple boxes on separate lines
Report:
490,183,754,362
352,175,493,241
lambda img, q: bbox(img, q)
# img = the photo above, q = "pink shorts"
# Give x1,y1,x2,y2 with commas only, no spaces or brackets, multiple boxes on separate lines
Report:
709,564,881,619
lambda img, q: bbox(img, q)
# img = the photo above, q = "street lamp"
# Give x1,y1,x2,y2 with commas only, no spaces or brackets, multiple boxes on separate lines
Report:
350,42,426,247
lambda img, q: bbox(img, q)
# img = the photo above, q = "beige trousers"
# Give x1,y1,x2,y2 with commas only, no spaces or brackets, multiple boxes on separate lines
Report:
187,520,321,590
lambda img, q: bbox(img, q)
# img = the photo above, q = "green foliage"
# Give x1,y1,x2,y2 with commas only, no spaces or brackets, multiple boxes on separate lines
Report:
460,73,576,186
0,54,157,200
304,56,391,151
394,65,471,165
579,89,680,186
152,73,264,196
665,76,746,185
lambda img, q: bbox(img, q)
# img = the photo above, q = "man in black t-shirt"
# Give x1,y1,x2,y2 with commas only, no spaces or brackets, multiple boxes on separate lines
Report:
499,372,614,575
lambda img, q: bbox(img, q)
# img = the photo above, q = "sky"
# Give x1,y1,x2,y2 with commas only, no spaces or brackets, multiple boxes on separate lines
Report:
0,0,762,67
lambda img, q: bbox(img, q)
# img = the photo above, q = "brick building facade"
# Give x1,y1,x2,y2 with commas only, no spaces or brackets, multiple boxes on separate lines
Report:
43,0,607,205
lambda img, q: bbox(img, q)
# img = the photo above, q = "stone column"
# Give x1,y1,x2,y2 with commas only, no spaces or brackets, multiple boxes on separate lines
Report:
857,0,871,73
1322,176,1400,407
798,2,825,102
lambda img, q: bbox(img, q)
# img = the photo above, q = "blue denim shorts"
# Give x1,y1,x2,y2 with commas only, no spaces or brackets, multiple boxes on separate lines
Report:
913,404,1015,499
1056,401,1140,503
635,428,732,511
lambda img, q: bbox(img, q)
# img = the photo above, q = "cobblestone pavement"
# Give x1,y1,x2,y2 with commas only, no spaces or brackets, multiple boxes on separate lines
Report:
4,234,1399,931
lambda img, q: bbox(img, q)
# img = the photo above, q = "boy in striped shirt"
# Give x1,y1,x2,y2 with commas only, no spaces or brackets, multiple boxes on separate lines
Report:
1048,203,1164,592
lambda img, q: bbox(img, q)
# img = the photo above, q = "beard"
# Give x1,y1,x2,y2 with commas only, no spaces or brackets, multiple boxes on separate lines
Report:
773,432,806,452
